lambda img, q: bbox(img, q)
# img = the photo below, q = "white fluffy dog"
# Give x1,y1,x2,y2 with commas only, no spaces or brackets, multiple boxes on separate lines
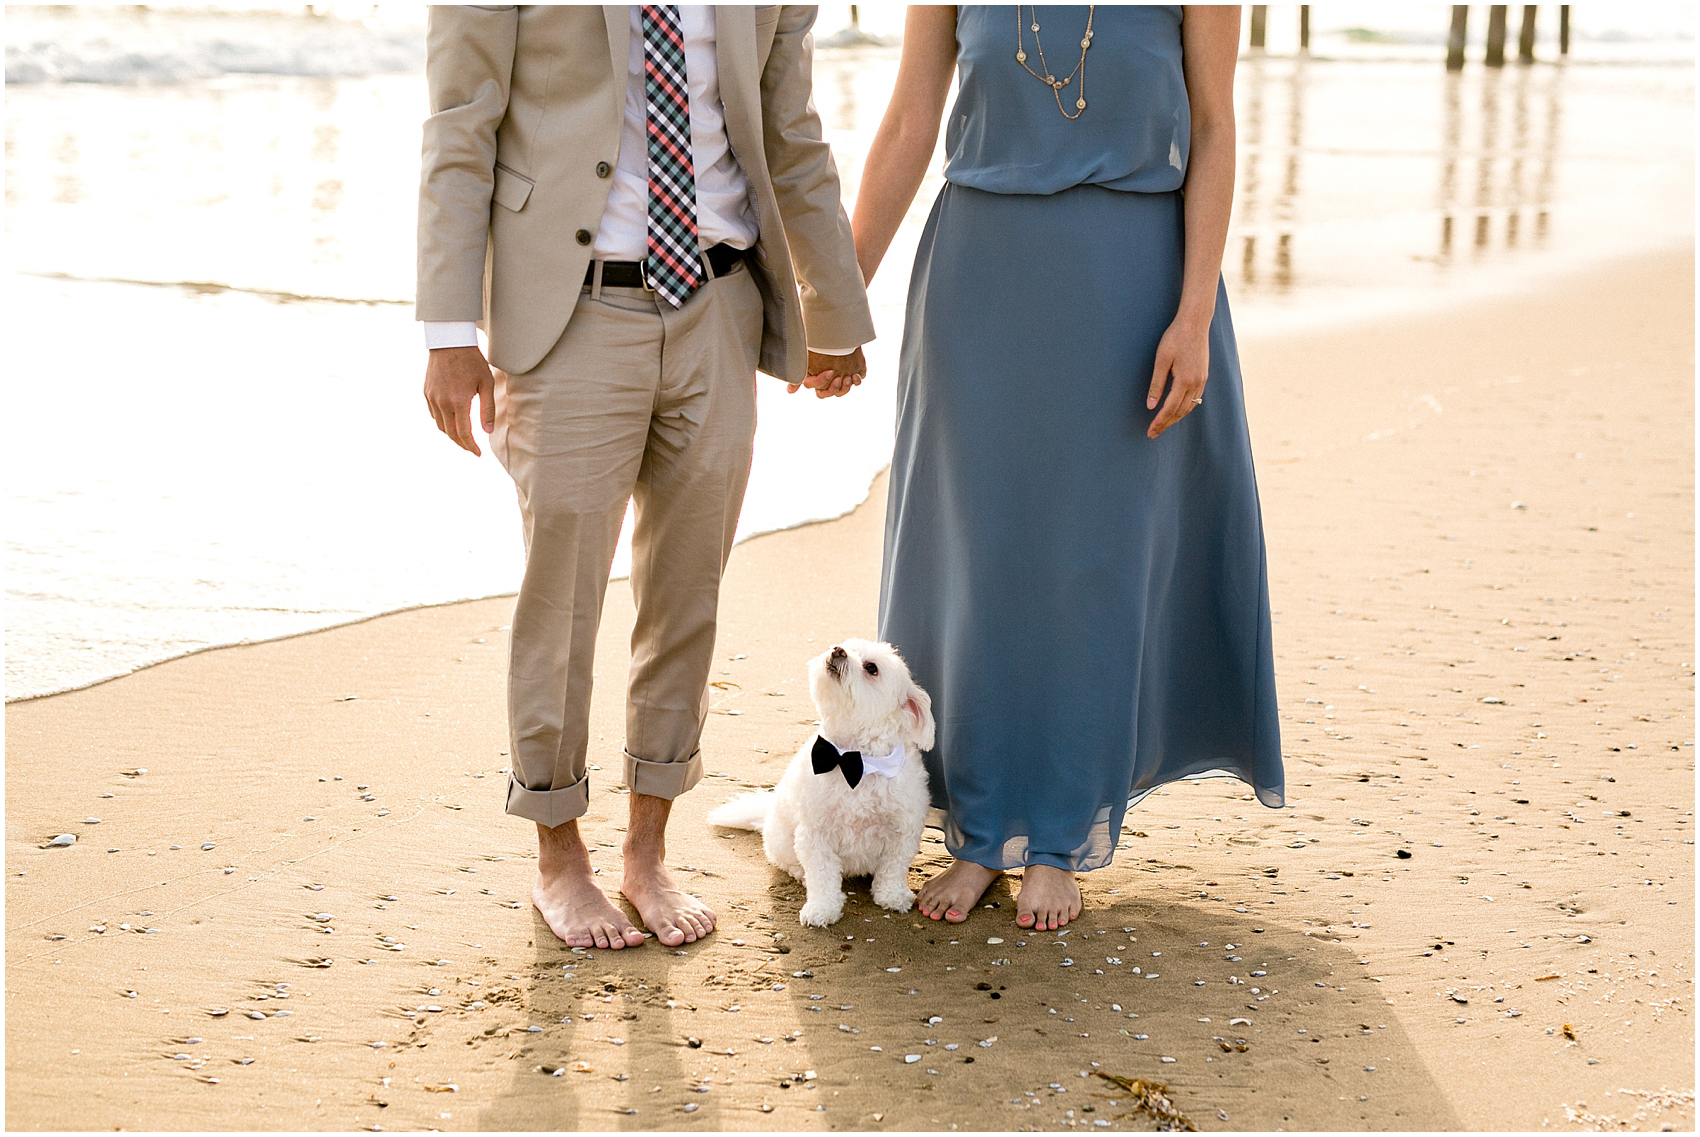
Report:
707,639,935,927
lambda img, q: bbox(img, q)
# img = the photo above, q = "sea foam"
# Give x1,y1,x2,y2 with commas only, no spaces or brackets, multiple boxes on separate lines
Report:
6,7,425,84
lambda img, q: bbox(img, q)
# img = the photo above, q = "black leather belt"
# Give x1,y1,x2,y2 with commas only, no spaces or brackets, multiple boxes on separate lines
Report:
583,243,747,289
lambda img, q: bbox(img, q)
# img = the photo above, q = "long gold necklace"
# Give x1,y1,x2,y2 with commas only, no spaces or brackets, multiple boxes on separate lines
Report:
1015,5,1095,119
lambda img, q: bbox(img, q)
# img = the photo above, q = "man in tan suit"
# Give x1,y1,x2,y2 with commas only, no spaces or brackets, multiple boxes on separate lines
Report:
417,5,874,949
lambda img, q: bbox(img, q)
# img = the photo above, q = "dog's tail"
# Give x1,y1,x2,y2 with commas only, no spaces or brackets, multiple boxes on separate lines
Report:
706,791,774,832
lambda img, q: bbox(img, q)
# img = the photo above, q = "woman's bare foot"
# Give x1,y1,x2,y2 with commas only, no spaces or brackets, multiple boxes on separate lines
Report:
917,859,1001,923
1016,864,1081,931
620,861,716,947
533,821,645,949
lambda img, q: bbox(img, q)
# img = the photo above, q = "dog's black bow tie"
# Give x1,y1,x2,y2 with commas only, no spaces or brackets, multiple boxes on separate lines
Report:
811,735,864,788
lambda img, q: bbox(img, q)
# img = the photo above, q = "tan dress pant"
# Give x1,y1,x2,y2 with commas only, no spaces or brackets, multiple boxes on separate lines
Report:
492,264,762,827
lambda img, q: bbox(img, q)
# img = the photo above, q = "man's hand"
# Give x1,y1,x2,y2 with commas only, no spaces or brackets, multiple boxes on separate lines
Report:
789,347,867,399
424,345,497,456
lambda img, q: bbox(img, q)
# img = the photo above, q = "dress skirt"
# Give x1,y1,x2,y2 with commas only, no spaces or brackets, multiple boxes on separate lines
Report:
878,182,1284,873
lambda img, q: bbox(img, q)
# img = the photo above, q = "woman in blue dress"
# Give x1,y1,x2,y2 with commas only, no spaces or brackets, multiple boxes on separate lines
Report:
851,6,1284,931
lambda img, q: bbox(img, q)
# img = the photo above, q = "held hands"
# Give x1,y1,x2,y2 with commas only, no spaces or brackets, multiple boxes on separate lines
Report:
789,347,868,398
424,345,497,456
1146,317,1210,439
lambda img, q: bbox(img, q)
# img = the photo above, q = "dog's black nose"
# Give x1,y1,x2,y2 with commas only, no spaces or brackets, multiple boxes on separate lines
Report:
829,645,847,661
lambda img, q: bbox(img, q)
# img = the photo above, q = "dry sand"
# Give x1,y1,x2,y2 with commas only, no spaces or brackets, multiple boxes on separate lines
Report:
7,249,1693,1132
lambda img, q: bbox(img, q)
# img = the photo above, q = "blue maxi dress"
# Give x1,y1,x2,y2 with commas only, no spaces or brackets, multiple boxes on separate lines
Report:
879,6,1285,873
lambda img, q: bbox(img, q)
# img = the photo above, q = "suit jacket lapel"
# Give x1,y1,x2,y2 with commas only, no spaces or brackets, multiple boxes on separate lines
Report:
714,6,765,180
603,5,629,89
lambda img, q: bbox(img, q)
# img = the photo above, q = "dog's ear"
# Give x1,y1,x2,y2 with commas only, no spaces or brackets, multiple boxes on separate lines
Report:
903,684,935,751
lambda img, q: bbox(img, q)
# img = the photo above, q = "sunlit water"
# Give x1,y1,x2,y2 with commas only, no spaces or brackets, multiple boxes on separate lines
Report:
5,9,1692,699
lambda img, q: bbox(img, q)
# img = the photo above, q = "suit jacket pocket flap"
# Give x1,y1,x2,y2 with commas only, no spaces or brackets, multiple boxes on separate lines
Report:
492,164,534,213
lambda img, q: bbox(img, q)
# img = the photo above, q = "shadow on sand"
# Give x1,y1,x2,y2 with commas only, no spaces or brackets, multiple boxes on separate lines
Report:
458,841,1460,1131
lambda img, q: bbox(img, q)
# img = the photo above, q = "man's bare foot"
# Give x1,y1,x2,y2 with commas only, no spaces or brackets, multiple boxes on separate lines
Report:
1016,864,1081,931
533,820,645,949
917,859,1001,923
621,862,716,947
619,791,716,947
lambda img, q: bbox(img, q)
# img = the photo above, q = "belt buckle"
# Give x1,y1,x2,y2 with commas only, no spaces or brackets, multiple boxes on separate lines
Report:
637,261,656,292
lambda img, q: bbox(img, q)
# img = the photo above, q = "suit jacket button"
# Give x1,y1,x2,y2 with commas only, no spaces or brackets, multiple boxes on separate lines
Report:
595,161,612,178
575,229,592,246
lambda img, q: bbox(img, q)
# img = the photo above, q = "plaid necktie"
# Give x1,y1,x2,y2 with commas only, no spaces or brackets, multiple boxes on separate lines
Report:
640,5,704,308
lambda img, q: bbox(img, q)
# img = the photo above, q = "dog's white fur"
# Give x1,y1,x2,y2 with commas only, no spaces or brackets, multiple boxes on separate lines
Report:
707,639,935,927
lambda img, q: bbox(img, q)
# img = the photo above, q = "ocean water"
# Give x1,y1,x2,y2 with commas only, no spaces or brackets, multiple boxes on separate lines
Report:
5,6,1692,700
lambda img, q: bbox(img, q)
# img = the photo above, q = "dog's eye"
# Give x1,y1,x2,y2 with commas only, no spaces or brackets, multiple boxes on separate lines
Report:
862,660,879,676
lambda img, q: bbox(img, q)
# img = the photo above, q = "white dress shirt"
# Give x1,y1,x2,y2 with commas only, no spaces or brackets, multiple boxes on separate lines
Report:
425,6,858,358
595,5,757,261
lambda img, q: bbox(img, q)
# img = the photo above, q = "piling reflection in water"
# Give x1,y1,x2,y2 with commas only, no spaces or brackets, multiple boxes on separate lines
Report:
1219,48,1689,325
1234,52,1307,293
1436,62,1564,259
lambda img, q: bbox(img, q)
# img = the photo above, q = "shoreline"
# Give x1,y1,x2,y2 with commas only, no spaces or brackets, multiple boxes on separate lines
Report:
7,246,1693,1131
2,472,887,707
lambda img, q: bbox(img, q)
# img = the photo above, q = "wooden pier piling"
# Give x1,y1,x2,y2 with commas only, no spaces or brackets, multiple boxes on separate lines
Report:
1447,6,1469,71
1518,4,1538,63
1485,5,1509,67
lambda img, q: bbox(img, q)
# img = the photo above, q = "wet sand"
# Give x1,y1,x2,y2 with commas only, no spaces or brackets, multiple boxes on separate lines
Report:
6,248,1693,1131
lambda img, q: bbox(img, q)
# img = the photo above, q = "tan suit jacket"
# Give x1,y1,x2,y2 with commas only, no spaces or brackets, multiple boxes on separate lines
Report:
416,4,875,380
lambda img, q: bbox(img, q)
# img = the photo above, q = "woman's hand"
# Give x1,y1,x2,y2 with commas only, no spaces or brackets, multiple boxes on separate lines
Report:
1145,317,1210,439
1143,6,1239,441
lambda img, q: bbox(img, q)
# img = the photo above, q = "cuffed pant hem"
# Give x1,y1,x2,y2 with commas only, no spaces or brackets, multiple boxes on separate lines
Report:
505,773,590,828
624,747,704,800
